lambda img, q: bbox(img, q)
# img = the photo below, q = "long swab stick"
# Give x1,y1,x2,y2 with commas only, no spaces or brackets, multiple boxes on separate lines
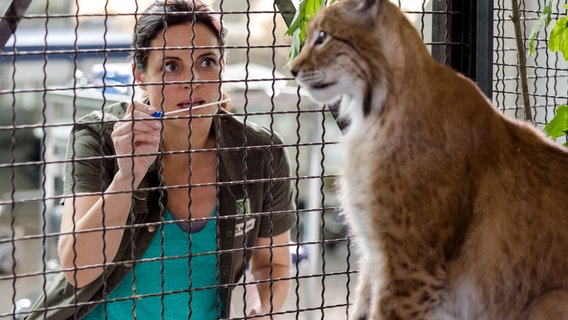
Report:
152,98,231,118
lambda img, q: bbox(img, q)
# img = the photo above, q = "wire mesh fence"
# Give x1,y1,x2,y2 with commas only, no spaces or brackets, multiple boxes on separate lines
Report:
0,0,566,319
493,0,568,131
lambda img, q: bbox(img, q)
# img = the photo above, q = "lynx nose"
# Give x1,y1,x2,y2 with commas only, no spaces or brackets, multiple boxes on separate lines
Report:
290,68,298,77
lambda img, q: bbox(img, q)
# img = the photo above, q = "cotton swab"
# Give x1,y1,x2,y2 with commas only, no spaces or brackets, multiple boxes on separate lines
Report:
151,98,231,118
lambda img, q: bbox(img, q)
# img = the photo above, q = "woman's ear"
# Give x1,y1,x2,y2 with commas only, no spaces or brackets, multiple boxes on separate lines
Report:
221,92,231,112
133,63,146,89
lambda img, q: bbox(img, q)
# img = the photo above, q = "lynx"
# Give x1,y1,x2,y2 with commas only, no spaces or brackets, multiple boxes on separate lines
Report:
290,0,568,319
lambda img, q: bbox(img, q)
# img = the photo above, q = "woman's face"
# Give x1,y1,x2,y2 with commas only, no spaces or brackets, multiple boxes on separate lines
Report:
135,22,223,130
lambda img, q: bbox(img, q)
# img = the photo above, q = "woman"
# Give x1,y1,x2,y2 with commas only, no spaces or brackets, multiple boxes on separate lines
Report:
26,0,295,319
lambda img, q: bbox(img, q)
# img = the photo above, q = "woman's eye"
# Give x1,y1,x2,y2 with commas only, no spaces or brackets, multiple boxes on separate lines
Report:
200,58,217,69
164,62,178,73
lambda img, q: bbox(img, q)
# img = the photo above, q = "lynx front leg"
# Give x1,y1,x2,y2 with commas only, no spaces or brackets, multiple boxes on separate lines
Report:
350,254,373,320
378,252,447,320
525,290,568,320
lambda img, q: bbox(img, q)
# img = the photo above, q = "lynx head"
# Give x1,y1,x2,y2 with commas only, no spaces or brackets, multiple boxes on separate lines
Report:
290,0,406,127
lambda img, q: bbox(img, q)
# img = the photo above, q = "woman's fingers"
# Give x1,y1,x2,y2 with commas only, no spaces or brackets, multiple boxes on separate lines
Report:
112,117,160,138
113,131,160,149
125,100,158,117
113,101,161,137
111,101,162,182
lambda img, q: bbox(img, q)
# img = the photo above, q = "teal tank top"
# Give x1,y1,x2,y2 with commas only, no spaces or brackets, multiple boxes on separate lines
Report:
84,209,220,319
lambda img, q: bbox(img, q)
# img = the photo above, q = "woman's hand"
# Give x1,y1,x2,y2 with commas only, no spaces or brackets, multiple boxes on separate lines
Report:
111,101,162,186
59,102,162,287
247,232,292,318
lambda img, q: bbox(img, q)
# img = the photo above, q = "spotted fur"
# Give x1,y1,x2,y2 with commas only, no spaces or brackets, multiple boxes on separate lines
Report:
290,0,568,319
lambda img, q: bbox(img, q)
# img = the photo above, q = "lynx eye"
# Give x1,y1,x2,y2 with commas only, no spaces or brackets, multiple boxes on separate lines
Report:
313,31,329,46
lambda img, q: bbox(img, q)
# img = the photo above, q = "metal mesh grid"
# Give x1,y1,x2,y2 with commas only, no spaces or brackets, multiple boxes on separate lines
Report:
0,1,347,319
0,0,564,319
493,0,568,132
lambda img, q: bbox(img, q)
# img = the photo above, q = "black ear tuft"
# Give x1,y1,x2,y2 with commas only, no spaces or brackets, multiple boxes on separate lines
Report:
363,0,378,8
356,0,382,11
354,0,384,19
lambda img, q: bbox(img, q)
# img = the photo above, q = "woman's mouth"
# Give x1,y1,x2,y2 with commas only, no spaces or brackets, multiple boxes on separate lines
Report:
177,99,205,110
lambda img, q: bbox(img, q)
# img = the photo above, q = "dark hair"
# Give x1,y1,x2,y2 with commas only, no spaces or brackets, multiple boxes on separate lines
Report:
132,0,228,72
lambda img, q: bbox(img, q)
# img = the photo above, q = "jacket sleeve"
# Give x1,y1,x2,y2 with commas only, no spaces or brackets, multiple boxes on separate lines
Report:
63,124,115,199
257,137,296,238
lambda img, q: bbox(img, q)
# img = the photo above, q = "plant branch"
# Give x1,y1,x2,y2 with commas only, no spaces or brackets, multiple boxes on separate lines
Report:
275,0,296,27
511,0,533,123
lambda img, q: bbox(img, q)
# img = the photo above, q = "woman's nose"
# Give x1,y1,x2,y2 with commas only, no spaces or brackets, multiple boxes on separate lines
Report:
183,70,202,89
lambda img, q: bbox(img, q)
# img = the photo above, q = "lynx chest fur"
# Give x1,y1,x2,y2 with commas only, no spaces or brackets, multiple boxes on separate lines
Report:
291,0,568,320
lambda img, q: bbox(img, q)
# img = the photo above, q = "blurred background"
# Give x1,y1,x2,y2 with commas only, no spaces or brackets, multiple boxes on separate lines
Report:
0,0,567,319
0,1,347,318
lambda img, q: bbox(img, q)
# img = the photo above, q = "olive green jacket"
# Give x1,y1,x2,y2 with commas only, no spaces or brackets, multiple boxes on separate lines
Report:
25,101,295,319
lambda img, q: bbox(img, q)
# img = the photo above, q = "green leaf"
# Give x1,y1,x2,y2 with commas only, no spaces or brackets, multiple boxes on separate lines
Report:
285,0,328,61
285,1,303,36
528,0,552,55
549,17,568,61
544,105,568,139
288,28,302,62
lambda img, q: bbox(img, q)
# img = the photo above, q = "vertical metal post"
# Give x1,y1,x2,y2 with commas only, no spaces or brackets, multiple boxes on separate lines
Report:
303,111,323,318
476,0,494,99
0,0,33,52
431,0,449,65
431,0,494,99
